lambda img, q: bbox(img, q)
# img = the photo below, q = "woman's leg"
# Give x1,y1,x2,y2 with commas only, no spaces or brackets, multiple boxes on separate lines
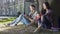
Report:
44,16,52,29
33,20,42,32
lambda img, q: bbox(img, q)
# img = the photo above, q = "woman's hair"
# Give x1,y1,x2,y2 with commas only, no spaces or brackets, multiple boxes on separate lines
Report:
40,2,51,15
44,2,50,9
30,4,35,8
40,8,46,15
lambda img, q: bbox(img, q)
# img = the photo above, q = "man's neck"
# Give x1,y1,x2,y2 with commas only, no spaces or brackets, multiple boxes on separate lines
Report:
32,10,35,13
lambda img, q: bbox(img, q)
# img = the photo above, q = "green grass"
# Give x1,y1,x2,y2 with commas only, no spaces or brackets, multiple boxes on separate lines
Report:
0,17,60,34
0,25,60,34
0,17,16,24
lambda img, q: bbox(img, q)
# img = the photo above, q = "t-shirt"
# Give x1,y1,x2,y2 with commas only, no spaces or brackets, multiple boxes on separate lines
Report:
29,11,38,20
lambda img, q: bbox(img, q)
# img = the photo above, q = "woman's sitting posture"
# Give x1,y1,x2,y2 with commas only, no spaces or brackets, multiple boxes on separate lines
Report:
33,2,53,32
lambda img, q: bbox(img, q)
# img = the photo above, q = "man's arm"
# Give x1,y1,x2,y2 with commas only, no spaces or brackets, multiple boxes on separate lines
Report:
24,15,34,23
24,15,35,26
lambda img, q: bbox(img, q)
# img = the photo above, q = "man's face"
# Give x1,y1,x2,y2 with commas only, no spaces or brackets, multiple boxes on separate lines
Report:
30,6,34,11
30,6,33,11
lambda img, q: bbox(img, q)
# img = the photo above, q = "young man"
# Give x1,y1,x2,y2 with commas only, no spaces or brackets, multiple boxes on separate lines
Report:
6,5,38,26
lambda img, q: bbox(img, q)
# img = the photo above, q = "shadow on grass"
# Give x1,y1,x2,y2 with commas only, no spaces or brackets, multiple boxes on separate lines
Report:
0,25,60,34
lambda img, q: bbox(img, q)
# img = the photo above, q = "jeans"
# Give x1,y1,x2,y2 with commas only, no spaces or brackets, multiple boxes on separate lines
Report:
8,13,30,25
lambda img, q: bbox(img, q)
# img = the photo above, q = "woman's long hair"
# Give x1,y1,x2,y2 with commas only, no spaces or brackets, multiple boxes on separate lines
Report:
44,2,51,9
40,2,51,15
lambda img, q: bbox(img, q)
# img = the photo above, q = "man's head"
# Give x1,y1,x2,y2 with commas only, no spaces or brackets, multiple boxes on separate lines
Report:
30,5,35,11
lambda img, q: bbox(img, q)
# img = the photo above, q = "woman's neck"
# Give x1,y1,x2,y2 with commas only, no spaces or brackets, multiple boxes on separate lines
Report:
46,9,48,11
46,8,49,12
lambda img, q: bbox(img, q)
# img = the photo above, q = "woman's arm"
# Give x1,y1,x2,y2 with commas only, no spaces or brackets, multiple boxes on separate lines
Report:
33,24,42,32
44,10,51,16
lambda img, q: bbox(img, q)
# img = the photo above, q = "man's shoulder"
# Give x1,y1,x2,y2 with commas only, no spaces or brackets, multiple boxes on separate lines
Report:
35,11,38,14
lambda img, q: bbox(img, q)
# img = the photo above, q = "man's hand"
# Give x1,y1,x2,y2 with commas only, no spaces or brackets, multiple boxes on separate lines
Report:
24,14,34,23
24,14,27,17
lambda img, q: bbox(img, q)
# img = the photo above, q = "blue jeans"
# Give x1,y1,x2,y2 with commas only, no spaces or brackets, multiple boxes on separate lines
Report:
8,13,30,25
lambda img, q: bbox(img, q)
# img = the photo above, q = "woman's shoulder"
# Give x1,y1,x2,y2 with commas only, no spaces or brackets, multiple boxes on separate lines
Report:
49,9,52,11
48,9,53,13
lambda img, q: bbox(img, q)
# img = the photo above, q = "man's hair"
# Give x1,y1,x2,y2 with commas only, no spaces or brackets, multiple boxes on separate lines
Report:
30,4,35,8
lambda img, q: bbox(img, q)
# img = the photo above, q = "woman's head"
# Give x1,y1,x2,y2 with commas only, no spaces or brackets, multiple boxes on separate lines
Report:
30,5,35,11
43,2,50,9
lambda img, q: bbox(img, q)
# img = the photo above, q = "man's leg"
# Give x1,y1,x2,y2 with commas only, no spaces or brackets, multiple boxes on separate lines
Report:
21,16,30,25
8,17,20,25
8,13,24,26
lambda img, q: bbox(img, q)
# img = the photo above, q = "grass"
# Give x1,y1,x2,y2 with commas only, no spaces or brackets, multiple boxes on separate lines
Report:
0,17,16,24
0,17,60,34
0,25,60,34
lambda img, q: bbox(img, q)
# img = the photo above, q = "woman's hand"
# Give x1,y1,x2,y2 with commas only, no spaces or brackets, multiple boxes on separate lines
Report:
36,14,40,20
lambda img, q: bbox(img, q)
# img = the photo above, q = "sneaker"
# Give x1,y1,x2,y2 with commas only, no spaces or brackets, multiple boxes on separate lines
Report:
9,24,15,26
4,24,10,27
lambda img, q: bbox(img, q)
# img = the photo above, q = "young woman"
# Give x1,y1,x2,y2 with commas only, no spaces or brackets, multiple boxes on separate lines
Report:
33,2,53,32
42,2,52,29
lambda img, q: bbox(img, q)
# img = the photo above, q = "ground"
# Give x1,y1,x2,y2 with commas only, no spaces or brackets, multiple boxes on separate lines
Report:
0,17,60,34
0,25,60,34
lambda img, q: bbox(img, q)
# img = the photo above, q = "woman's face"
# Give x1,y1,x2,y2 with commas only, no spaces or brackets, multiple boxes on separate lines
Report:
43,3,46,9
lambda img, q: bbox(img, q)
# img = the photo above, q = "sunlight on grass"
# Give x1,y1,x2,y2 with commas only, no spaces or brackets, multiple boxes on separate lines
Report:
0,17,16,25
0,17,60,34
0,27,12,31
